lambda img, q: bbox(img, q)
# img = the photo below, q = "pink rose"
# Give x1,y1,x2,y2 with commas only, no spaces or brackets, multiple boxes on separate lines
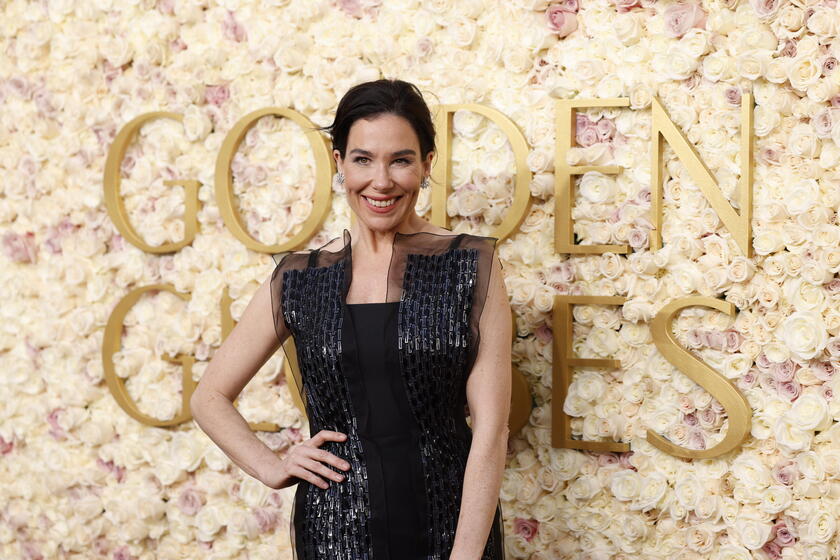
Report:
687,429,706,450
812,360,835,381
615,0,641,12
576,124,599,147
514,518,539,542
546,6,578,37
738,369,758,390
177,487,205,515
813,109,834,137
252,508,278,533
761,542,783,560
535,324,553,343
780,40,797,57
597,453,621,467
204,84,230,107
663,3,707,38
554,0,580,12
772,520,797,547
628,228,649,249
723,329,742,352
772,460,799,486
222,10,247,42
724,87,741,107
755,353,772,370
823,56,838,74
2,231,37,263
750,0,781,19
827,337,840,356
0,435,13,455
778,380,801,401
595,118,616,141
156,0,175,15
770,360,796,383
618,452,636,470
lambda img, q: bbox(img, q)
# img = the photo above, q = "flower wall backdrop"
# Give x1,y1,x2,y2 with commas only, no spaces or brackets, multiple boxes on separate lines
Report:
4,0,840,558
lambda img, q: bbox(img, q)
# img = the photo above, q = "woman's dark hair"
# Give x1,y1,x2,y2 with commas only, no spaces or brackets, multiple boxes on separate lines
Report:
320,79,436,160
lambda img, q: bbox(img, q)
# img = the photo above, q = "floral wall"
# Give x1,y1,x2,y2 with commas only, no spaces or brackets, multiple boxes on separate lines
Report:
3,0,840,558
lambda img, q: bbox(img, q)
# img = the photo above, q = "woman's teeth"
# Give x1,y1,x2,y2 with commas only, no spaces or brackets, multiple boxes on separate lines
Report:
364,196,398,207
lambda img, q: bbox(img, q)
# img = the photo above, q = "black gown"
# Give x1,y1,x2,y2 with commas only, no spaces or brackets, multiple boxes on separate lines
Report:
271,229,506,560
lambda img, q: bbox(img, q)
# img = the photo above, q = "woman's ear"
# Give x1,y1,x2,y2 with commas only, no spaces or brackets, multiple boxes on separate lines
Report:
333,149,343,173
423,150,434,175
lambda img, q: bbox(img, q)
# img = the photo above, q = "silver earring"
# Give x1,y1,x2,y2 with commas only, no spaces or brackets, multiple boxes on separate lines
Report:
420,176,429,189
337,171,345,185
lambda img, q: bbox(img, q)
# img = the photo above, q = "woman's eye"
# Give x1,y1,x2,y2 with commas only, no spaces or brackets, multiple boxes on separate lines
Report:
354,156,369,164
394,158,411,164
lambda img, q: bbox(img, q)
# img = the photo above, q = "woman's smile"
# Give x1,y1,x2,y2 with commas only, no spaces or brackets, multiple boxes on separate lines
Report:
361,194,402,212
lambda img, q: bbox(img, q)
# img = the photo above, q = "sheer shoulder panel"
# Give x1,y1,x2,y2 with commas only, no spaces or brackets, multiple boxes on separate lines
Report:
386,231,499,377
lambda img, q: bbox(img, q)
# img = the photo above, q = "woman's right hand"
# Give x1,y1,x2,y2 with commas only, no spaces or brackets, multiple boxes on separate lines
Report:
264,430,351,490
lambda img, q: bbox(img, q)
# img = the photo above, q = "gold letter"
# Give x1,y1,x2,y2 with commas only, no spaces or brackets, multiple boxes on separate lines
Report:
650,95,753,256
102,285,196,426
649,296,751,458
555,99,630,254
104,112,200,253
553,295,630,452
215,108,334,253
431,104,531,241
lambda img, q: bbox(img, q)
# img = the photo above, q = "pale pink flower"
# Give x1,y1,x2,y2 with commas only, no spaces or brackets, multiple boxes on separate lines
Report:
772,460,798,486
514,517,539,542
222,10,247,42
177,487,204,515
750,0,781,19
615,0,641,12
663,3,707,38
546,6,578,37
3,231,37,263
252,508,278,533
205,84,230,107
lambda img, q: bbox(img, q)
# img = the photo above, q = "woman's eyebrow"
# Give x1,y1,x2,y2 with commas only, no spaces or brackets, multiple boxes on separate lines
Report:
348,148,417,157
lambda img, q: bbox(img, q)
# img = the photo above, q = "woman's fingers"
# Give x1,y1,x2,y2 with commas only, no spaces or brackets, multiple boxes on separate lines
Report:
304,447,351,471
303,457,346,484
287,462,331,489
309,430,348,446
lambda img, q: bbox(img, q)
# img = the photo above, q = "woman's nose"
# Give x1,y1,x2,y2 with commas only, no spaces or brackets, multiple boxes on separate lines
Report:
373,163,391,187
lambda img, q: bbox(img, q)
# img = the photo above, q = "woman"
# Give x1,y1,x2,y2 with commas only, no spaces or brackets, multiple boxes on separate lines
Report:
191,79,511,559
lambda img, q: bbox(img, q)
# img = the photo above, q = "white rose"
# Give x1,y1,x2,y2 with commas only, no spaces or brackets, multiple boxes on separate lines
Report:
774,417,813,451
714,544,753,560
758,485,792,514
779,311,828,360
632,472,667,511
806,6,836,37
788,392,830,430
804,510,836,544
787,124,819,158
610,470,642,501
733,516,772,550
578,171,616,204
788,56,822,92
182,105,212,142
567,474,602,503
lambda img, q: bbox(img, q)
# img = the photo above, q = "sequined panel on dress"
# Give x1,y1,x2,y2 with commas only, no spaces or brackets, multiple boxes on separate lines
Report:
282,259,373,560
397,247,502,559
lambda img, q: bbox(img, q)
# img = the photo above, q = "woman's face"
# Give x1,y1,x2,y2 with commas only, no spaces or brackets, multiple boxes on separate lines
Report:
334,113,433,232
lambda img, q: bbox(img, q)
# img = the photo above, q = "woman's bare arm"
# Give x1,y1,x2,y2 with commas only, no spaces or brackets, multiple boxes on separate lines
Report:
190,273,285,484
450,253,512,560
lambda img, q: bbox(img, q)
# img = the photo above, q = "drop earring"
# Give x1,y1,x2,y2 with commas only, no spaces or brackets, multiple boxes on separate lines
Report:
420,176,429,189
336,171,345,185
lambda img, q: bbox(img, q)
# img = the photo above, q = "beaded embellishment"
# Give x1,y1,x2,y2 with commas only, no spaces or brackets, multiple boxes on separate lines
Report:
282,259,373,560
397,248,502,559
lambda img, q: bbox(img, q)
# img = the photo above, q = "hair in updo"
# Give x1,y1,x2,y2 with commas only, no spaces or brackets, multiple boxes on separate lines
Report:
321,79,436,160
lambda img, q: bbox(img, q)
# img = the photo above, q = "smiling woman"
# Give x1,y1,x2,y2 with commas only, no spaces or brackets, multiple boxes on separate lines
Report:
192,78,510,560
